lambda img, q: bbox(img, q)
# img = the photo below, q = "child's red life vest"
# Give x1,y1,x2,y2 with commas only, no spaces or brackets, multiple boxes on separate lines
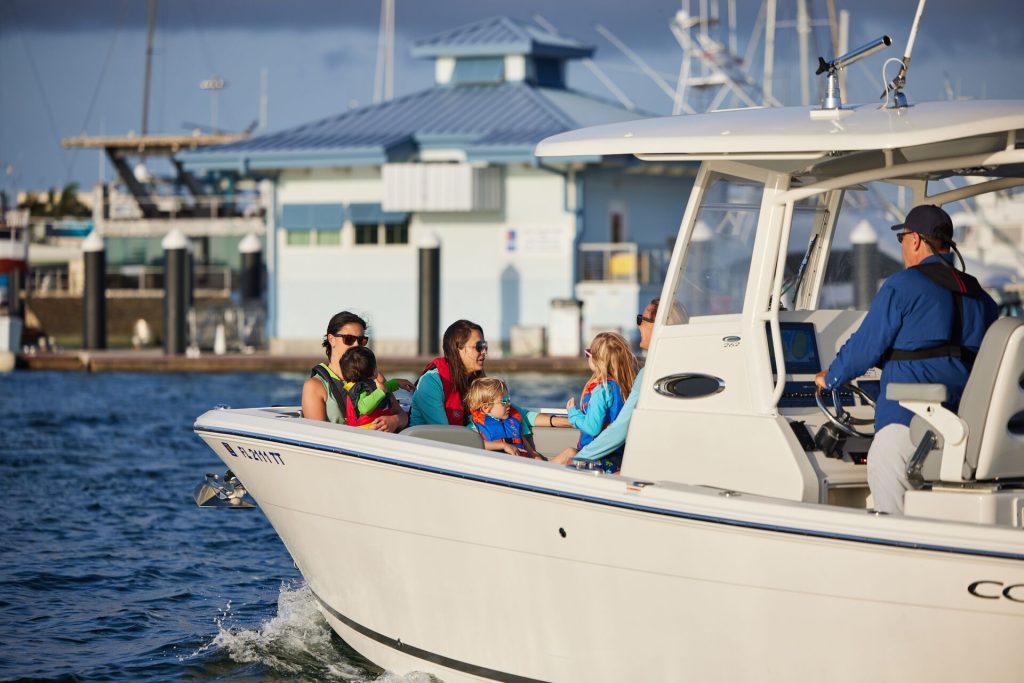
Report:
342,380,393,427
417,357,466,426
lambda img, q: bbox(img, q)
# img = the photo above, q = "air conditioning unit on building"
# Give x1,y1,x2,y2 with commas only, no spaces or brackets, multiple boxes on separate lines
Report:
382,163,503,212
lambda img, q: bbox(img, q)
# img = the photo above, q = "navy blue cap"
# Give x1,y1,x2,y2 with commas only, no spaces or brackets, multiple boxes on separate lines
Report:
891,204,954,242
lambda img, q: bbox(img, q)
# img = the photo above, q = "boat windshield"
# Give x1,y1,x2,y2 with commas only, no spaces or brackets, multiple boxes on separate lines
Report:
783,182,905,310
668,173,763,322
779,194,831,309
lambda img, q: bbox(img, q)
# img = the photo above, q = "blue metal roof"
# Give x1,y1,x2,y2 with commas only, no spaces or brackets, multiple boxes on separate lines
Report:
179,82,641,172
410,16,593,60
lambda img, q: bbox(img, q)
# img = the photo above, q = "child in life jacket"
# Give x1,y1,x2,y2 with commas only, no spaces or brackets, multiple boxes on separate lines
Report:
340,347,415,428
566,332,639,472
466,377,545,460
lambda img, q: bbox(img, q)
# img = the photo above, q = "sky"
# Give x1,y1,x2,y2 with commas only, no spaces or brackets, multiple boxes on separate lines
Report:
1,0,1022,195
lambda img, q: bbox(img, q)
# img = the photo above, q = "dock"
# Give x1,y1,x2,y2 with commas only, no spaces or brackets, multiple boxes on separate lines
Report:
15,350,589,374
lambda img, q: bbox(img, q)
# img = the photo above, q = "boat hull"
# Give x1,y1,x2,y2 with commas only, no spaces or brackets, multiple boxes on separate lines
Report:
196,409,1024,682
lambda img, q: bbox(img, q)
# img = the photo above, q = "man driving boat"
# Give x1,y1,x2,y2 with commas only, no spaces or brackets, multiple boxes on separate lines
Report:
814,204,998,514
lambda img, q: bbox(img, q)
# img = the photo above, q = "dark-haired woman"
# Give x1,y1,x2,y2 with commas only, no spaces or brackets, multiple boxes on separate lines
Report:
411,319,537,452
410,319,487,426
301,311,410,431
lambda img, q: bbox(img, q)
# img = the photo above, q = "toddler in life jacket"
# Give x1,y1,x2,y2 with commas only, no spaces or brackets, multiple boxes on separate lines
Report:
466,377,544,459
340,347,415,428
566,332,639,472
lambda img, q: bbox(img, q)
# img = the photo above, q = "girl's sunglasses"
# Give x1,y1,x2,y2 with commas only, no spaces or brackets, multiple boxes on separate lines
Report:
584,348,593,358
330,333,368,346
470,340,488,352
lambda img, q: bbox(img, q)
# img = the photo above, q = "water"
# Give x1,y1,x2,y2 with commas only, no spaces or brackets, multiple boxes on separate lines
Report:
0,370,582,682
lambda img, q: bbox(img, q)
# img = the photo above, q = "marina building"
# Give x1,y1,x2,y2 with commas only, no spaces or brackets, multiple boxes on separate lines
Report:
180,17,693,354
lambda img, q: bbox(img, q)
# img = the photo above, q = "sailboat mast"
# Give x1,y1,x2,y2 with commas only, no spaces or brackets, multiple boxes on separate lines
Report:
141,0,157,135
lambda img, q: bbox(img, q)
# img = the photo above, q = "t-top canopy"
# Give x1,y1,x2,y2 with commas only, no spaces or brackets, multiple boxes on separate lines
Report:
535,100,1024,162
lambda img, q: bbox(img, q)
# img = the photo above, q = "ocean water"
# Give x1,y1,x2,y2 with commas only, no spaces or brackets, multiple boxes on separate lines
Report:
0,370,581,682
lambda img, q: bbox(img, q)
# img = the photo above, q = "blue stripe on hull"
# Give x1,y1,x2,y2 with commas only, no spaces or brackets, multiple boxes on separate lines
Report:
196,424,1024,562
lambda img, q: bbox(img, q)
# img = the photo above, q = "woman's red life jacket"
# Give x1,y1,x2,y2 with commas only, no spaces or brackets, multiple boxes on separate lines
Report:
342,380,392,427
418,357,466,426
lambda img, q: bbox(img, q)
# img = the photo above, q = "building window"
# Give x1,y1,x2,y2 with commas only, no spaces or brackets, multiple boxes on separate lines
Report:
532,58,565,88
452,57,504,84
281,203,344,248
385,222,409,244
354,224,380,245
315,229,341,246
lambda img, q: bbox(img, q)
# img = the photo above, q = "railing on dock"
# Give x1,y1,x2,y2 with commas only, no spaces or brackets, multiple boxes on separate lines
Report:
577,243,671,287
29,264,233,297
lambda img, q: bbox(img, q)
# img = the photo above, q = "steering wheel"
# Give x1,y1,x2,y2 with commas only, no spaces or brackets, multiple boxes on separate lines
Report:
815,383,876,438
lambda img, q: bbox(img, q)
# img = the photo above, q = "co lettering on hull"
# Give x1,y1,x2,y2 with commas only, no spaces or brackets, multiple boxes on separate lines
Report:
967,581,1024,602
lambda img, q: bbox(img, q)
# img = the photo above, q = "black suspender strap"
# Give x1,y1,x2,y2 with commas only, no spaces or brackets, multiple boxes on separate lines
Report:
879,261,982,369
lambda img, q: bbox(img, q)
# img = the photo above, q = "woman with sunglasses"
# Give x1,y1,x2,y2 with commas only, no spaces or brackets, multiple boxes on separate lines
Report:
301,311,410,431
410,319,489,427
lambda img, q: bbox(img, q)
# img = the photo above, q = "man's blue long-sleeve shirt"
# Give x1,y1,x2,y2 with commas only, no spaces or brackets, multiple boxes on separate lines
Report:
826,254,998,430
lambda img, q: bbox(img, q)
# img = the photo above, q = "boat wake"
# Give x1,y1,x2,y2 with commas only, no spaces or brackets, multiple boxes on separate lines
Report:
206,581,437,682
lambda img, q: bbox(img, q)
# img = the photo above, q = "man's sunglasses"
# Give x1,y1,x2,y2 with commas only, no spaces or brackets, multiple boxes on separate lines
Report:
896,231,913,244
329,333,369,346
636,314,655,326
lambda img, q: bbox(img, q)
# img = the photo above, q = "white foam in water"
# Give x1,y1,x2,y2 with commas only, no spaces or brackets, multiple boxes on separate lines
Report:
211,581,365,679
209,581,439,682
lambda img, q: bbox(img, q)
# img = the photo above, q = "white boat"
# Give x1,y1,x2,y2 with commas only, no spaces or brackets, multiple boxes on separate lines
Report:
194,45,1024,681
0,209,29,356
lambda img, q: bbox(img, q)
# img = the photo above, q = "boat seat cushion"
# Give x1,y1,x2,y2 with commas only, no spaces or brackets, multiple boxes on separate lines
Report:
402,424,484,450
960,317,1024,480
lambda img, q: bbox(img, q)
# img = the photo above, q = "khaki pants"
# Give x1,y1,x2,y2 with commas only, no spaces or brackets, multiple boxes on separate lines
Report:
867,423,917,514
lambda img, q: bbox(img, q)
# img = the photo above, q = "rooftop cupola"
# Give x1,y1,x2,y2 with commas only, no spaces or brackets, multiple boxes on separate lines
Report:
411,16,594,89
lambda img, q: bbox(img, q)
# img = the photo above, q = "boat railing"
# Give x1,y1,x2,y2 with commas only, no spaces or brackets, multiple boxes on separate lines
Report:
104,190,264,221
28,264,234,297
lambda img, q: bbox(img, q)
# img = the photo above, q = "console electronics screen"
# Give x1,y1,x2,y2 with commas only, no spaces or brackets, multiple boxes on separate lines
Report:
767,322,822,375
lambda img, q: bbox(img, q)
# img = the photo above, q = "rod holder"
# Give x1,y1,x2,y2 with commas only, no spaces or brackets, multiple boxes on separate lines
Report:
816,35,892,110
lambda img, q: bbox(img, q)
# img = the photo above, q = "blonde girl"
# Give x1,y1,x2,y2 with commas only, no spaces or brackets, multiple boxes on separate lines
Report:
566,332,638,464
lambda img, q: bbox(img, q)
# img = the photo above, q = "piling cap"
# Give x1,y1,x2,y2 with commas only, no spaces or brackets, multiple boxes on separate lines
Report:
161,229,189,251
850,219,878,245
82,230,105,253
691,220,714,242
238,232,262,254
416,231,440,249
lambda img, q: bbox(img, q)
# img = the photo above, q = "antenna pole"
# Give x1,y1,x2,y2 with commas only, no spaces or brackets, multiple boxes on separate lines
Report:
896,0,927,87
797,0,811,106
259,67,269,131
881,0,926,106
373,0,395,104
763,0,776,106
141,0,157,135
